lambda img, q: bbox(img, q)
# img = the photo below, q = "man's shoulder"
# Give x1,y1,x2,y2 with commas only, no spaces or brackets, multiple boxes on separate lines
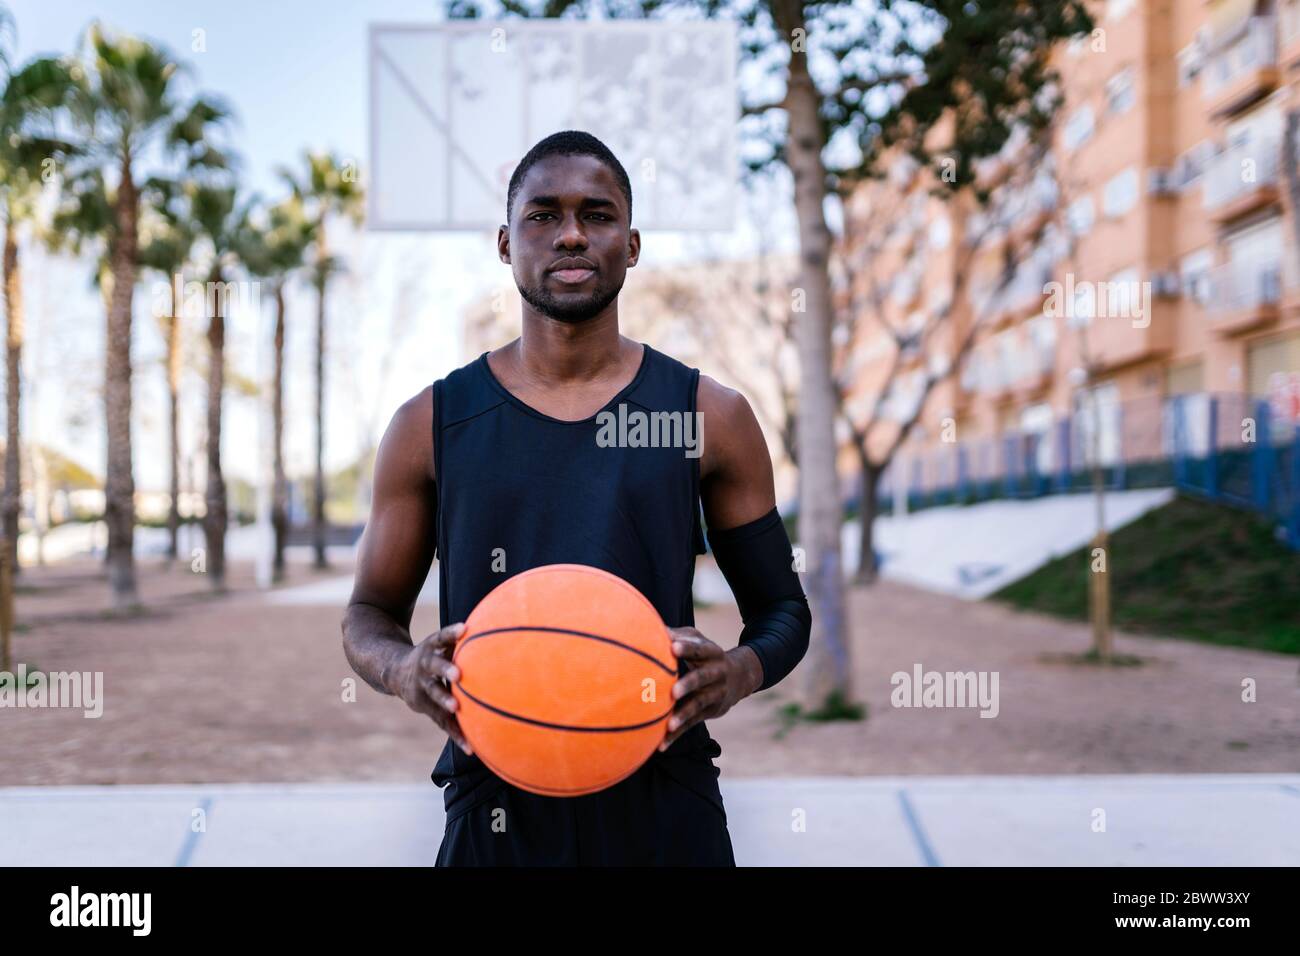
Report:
433,352,504,427
695,372,752,427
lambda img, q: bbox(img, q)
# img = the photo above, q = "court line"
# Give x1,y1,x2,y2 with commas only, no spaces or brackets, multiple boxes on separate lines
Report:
173,796,213,868
897,788,942,867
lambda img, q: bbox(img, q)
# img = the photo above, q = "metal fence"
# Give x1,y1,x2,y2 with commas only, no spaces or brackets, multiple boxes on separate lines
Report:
872,392,1300,550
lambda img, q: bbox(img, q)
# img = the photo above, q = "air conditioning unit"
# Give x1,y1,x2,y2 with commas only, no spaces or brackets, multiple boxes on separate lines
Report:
1151,271,1181,298
1147,167,1180,196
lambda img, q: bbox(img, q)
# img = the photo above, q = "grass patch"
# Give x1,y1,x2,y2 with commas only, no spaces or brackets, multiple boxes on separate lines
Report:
1038,649,1146,668
773,690,868,738
994,495,1300,655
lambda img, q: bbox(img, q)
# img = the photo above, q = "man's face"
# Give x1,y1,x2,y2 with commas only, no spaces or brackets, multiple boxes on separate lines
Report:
500,153,640,324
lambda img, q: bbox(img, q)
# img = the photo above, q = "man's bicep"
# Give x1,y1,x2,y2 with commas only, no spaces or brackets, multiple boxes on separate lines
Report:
349,393,437,627
699,381,777,532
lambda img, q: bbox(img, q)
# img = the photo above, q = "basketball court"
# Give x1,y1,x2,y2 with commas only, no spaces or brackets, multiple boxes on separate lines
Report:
4,774,1296,866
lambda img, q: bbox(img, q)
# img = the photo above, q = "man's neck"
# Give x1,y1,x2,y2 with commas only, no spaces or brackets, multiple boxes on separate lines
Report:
513,306,630,386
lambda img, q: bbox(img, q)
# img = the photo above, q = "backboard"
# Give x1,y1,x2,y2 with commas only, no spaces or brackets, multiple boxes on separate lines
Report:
367,19,738,232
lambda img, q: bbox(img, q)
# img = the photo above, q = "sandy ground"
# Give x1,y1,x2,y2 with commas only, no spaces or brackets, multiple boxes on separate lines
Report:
2,555,1298,786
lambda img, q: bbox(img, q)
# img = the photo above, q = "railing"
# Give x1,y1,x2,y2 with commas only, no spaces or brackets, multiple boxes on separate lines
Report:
870,392,1300,550
1203,136,1280,209
1202,16,1278,99
1205,259,1282,313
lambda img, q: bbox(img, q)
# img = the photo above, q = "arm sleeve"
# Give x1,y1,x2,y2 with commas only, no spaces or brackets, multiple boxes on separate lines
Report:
705,506,812,692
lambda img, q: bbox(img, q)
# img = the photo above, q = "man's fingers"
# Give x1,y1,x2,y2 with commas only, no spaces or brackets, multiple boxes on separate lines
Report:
421,676,458,713
671,636,722,662
670,686,722,730
426,622,466,650
420,653,460,683
435,714,474,754
660,688,725,749
672,662,726,700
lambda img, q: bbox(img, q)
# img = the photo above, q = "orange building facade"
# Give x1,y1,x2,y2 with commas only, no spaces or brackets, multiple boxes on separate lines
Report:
841,0,1300,492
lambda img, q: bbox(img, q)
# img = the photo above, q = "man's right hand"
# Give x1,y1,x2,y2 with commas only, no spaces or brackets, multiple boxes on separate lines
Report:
386,622,474,754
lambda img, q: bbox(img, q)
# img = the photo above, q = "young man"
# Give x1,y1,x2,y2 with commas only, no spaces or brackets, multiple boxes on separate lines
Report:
342,130,811,866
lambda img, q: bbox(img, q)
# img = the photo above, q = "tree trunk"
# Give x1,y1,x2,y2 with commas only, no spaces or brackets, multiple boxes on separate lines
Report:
3,217,23,577
855,456,881,586
105,156,139,607
778,0,851,710
166,273,182,563
272,280,288,581
312,225,329,569
204,265,227,589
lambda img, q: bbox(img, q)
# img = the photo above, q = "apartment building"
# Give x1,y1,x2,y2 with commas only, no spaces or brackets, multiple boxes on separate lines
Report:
841,0,1300,483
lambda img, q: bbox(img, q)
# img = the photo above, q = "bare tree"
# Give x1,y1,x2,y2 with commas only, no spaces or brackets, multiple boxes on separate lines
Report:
835,136,1061,583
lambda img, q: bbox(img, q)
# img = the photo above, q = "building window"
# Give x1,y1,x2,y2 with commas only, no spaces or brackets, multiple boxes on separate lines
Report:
1105,68,1135,115
1180,248,1213,305
928,215,951,251
1071,282,1095,327
1066,194,1095,236
1106,266,1142,316
1177,140,1214,187
1106,0,1136,21
1102,166,1139,218
1062,104,1095,151
1176,43,1203,87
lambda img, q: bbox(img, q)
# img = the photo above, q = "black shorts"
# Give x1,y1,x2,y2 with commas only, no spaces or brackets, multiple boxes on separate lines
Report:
433,747,736,867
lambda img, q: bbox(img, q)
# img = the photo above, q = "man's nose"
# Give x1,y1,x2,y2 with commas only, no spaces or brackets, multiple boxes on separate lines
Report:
553,214,589,249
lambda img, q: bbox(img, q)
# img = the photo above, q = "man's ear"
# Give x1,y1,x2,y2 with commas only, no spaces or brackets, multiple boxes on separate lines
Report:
497,224,510,264
626,227,641,268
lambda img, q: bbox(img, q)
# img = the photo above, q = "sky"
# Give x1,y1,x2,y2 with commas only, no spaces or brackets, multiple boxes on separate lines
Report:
8,1,800,492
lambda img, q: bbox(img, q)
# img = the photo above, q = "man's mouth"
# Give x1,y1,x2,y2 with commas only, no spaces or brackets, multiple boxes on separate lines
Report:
549,268,596,284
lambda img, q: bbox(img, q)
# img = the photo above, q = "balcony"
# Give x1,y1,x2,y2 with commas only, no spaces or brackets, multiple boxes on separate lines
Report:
990,258,1054,325
1202,17,1278,117
1202,137,1281,221
1205,260,1282,334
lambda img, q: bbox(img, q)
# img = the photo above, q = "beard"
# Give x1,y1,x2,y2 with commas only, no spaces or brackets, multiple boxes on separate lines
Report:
518,269,624,324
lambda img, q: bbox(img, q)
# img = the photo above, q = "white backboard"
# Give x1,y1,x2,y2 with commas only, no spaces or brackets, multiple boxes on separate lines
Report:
368,19,738,232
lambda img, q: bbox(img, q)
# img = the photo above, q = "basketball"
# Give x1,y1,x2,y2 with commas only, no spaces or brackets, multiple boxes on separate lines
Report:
451,564,677,797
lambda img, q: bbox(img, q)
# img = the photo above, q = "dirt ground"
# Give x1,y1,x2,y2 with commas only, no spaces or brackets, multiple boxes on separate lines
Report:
3,555,1298,786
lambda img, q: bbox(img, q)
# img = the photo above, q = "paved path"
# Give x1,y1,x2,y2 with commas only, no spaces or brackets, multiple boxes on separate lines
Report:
4,774,1297,866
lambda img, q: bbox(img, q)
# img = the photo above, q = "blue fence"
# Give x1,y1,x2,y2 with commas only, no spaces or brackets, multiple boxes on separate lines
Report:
871,392,1300,551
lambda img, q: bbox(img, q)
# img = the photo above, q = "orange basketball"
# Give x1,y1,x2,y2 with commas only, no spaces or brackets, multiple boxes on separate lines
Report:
451,564,677,797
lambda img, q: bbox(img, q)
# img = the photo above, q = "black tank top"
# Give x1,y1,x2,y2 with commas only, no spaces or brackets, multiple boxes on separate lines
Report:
428,342,723,813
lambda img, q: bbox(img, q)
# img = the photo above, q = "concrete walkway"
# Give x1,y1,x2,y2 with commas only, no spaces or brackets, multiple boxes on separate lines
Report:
3,774,1297,866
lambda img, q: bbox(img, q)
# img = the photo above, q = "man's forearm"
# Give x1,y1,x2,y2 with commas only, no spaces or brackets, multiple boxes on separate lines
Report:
707,507,812,692
726,644,765,698
342,602,417,696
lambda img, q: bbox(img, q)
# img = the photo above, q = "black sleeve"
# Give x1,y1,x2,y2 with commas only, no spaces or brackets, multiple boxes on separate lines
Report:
705,507,812,692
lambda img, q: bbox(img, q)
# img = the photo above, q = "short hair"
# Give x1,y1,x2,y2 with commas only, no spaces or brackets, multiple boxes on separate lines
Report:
506,130,633,225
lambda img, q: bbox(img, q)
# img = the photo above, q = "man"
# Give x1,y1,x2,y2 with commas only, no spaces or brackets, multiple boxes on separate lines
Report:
342,130,811,866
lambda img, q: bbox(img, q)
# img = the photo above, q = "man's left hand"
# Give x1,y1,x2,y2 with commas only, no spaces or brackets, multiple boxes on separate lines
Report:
658,627,762,752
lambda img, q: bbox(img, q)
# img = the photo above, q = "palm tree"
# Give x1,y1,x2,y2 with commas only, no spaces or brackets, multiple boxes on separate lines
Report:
186,181,252,591
58,24,227,606
137,181,196,563
0,24,76,576
237,196,314,581
281,151,363,570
